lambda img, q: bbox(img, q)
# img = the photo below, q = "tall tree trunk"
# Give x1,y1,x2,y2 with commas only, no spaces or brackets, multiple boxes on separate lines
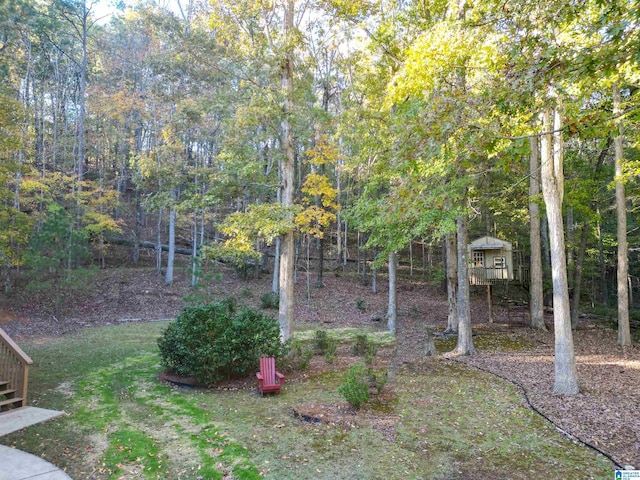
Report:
613,83,631,346
191,212,198,288
541,214,551,273
597,212,608,305
165,205,176,285
343,220,348,267
71,1,90,225
360,237,368,286
387,251,397,335
571,221,588,329
133,194,142,264
444,234,458,334
540,103,579,395
272,236,280,294
371,247,378,294
529,135,546,330
315,236,324,288
452,0,471,354
336,172,342,265
566,207,574,288
372,265,378,294
454,217,474,355
156,208,163,275
278,0,295,341
409,242,413,276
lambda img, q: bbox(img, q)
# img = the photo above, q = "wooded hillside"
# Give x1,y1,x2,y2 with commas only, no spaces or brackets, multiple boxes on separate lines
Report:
1,0,639,393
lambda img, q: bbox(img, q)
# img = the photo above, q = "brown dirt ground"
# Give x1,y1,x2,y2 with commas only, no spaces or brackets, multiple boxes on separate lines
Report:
1,264,638,468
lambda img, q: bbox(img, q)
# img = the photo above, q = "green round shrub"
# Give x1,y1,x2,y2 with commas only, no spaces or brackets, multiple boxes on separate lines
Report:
338,363,370,410
158,298,288,384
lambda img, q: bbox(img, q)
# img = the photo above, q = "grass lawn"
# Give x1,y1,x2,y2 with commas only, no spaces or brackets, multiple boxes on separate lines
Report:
2,322,614,479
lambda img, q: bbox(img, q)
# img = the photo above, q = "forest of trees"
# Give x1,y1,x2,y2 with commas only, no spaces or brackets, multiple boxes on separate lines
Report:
1,0,639,395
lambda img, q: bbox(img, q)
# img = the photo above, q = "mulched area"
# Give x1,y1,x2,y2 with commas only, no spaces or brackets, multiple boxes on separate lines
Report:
1,265,638,468
455,324,640,469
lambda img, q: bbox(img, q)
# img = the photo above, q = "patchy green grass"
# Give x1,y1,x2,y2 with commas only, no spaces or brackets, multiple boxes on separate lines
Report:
293,327,396,347
435,328,534,353
2,322,614,479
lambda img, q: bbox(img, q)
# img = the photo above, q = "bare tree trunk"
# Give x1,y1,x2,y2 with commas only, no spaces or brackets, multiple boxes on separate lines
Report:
614,83,631,346
272,236,280,294
360,235,368,286
278,0,295,341
541,214,551,273
409,242,413,276
444,234,458,334
566,207,574,288
487,285,494,323
165,205,176,285
597,212,608,305
571,221,588,329
315,236,324,288
336,170,342,265
343,220,348,267
540,103,579,395
372,247,378,294
452,0,471,354
454,217,474,355
372,266,377,294
191,212,198,288
387,251,397,335
76,2,88,224
133,194,142,264
529,135,546,330
279,232,295,340
156,208,163,275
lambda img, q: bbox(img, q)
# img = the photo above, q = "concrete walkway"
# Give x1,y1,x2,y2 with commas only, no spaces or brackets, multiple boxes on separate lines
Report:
0,445,72,479
0,407,66,437
0,407,71,479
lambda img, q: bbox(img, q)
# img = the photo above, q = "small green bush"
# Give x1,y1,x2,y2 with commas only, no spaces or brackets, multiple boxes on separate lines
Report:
353,333,377,365
260,291,280,309
283,341,314,371
353,333,368,356
338,363,370,410
355,298,366,312
324,340,337,364
158,298,288,384
314,330,330,354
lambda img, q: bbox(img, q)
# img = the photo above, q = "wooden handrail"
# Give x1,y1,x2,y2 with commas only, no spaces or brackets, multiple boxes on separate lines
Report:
0,327,33,408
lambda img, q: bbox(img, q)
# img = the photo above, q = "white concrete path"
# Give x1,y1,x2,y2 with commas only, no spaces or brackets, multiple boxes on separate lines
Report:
0,407,71,479
0,445,72,480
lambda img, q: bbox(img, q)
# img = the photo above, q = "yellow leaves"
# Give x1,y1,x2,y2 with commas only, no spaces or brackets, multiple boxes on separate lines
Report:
17,177,46,194
294,206,336,239
0,94,25,154
304,135,343,167
301,173,339,210
296,136,342,239
161,126,184,149
386,22,507,107
83,212,123,236
206,203,299,266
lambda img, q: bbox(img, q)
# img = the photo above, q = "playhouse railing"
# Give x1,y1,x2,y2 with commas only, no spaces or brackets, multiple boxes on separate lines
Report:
468,266,510,285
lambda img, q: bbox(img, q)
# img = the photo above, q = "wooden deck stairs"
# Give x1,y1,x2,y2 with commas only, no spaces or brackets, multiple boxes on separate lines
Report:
0,327,32,413
0,378,24,412
0,327,65,436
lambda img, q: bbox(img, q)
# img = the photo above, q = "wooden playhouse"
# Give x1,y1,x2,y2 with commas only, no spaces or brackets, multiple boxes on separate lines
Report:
467,236,514,286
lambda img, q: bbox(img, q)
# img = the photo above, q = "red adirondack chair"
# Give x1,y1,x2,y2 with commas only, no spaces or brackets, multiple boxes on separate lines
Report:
256,357,285,395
